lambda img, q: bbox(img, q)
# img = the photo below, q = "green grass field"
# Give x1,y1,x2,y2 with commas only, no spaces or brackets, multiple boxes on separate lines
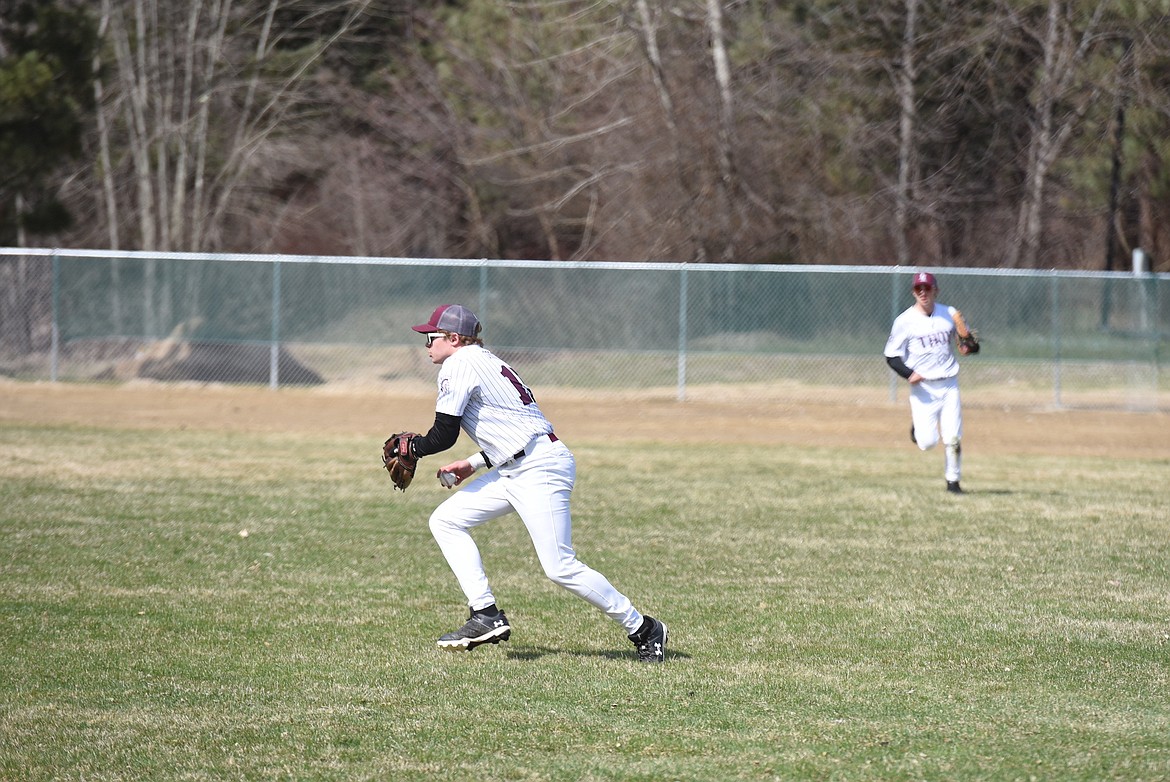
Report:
2,420,1168,780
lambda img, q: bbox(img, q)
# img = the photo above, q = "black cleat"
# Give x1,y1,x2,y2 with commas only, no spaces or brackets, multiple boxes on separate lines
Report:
628,616,668,663
946,481,963,494
437,610,511,651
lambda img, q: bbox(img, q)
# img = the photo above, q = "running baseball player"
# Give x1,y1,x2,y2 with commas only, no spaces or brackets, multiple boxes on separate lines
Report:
386,304,668,662
883,272,980,494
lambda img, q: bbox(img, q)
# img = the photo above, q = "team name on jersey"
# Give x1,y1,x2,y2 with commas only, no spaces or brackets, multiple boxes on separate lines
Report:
915,330,952,349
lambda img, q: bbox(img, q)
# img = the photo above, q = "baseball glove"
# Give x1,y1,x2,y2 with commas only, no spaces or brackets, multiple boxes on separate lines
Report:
952,309,981,355
382,432,420,491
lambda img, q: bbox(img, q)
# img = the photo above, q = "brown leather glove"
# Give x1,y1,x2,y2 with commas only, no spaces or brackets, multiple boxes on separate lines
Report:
382,432,419,491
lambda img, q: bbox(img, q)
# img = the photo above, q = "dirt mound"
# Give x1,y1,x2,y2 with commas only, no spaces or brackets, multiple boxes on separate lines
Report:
93,319,322,386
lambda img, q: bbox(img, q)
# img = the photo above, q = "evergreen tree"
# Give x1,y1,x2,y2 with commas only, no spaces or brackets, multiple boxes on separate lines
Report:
0,0,98,243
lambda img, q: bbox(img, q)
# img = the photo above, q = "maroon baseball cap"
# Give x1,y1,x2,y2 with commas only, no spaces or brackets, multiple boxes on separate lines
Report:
412,304,481,337
912,272,937,289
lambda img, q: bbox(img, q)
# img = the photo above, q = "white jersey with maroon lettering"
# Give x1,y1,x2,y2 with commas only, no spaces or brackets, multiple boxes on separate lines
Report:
883,302,962,380
427,343,645,635
433,345,553,466
884,301,965,483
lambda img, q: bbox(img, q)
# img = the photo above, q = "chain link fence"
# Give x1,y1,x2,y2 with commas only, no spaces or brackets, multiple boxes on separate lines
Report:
1,248,1166,411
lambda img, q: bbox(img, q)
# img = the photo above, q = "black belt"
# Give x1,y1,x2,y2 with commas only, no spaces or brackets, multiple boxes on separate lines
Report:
511,432,558,462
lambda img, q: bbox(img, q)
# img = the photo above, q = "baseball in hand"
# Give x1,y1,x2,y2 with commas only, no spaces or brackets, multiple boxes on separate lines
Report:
438,470,458,488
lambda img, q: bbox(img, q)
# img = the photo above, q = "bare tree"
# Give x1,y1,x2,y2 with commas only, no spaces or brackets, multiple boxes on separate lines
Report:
96,0,375,254
1126,9,1170,271
893,0,920,267
23,0,1165,271
705,0,740,261
1004,0,1107,268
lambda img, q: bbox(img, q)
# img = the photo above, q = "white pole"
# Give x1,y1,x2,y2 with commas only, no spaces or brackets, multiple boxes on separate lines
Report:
1134,248,1151,334
1132,247,1148,274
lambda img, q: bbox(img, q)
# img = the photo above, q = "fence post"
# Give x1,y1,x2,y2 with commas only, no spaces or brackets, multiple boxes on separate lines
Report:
1155,272,1163,403
269,259,281,390
888,270,901,402
51,253,60,382
677,265,688,402
479,262,489,326
1051,271,1061,408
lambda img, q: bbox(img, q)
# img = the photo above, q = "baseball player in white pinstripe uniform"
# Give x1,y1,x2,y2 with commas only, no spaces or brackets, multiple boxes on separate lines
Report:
395,304,667,662
884,272,977,494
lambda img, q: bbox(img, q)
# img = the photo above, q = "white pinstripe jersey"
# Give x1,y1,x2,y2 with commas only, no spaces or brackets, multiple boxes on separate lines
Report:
884,302,962,380
434,345,554,466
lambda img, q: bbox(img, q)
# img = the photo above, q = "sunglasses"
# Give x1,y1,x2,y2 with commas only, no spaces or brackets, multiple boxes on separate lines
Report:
425,332,448,347
913,286,934,294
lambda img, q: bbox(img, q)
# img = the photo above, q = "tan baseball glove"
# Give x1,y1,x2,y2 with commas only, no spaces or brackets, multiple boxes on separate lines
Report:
382,432,419,491
953,310,981,355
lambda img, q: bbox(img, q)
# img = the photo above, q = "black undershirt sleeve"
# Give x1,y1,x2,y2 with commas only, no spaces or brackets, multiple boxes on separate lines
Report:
410,412,462,458
885,355,913,380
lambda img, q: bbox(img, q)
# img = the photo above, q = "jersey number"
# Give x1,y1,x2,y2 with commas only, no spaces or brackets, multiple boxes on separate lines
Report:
500,366,535,405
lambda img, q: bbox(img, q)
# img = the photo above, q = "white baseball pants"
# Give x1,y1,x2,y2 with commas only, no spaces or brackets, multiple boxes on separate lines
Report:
428,435,643,634
909,376,963,483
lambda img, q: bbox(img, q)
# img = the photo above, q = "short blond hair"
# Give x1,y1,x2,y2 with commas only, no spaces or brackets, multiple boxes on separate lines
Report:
451,332,483,347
